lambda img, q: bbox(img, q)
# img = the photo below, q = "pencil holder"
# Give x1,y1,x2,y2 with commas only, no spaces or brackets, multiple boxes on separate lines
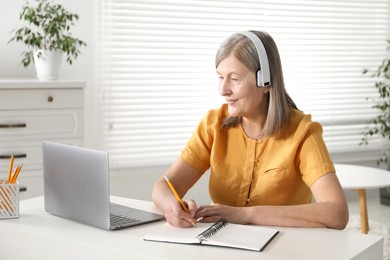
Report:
0,181,19,219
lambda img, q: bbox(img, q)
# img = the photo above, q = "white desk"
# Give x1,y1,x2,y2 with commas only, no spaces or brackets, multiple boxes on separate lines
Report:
335,163,390,234
0,196,384,260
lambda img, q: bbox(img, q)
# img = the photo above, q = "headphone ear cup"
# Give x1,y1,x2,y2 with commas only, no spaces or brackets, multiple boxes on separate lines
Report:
256,70,263,87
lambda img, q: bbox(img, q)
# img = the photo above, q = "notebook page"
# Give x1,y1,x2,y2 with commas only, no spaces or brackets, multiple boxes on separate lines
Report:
203,223,279,251
143,222,211,244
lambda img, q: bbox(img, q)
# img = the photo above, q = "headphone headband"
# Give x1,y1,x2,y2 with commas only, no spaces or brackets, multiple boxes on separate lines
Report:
238,31,271,87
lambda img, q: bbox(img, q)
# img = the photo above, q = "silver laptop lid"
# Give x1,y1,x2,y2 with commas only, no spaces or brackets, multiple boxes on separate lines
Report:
43,141,111,230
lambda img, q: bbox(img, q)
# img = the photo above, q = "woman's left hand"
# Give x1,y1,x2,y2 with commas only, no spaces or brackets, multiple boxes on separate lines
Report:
195,203,248,224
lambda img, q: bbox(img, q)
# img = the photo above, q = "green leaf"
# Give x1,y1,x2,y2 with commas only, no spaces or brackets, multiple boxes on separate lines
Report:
361,40,390,164
8,0,87,67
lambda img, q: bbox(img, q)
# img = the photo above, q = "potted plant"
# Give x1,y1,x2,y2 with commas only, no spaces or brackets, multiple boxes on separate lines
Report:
361,40,390,206
8,0,86,80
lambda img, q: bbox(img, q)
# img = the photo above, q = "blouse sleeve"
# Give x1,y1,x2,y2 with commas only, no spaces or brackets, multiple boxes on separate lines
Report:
180,109,217,173
297,121,336,187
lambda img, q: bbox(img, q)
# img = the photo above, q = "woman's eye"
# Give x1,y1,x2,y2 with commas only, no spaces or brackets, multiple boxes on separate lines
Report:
231,78,238,82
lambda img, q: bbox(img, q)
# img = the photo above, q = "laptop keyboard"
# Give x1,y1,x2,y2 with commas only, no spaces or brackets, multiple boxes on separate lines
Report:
110,214,141,227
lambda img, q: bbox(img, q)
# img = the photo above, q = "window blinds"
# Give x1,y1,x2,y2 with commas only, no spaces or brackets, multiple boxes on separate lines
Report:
98,0,390,169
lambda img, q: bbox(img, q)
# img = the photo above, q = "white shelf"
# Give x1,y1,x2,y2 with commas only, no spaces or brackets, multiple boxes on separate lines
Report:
0,78,85,89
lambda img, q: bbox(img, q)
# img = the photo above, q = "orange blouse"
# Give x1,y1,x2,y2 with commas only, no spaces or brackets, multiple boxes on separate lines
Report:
180,104,335,206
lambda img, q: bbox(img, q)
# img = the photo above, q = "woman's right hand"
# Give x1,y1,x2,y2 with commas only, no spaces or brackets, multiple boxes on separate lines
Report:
152,158,204,227
163,199,198,228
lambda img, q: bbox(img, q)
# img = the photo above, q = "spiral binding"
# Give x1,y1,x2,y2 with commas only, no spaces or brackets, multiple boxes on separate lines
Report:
196,218,228,241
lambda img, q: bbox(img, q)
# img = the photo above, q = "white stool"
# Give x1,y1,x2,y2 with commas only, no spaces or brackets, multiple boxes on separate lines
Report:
335,163,390,234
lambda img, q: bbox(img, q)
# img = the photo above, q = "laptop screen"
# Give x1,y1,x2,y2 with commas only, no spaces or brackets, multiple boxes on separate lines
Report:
43,141,111,229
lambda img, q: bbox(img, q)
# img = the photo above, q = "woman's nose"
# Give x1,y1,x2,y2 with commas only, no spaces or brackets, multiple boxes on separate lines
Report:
219,79,231,96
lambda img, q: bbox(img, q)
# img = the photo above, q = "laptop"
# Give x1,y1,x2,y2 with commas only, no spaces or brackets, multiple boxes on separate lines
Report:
42,141,164,230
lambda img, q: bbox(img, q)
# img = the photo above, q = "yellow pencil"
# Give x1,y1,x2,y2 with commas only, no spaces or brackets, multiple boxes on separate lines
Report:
164,175,196,227
7,154,14,183
10,164,22,184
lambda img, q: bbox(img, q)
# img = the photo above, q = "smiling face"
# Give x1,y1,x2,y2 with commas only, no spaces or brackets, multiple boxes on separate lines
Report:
217,55,269,120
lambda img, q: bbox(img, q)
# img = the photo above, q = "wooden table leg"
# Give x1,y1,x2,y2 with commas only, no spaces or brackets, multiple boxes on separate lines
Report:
354,189,369,234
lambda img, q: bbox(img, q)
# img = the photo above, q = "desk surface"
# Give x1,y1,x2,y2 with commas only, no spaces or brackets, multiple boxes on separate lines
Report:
0,196,384,260
335,163,390,189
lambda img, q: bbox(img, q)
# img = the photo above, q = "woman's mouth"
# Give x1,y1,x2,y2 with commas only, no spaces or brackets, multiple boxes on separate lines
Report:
226,99,238,105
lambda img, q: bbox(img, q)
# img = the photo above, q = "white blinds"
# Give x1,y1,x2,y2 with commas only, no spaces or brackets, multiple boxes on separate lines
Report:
98,0,390,169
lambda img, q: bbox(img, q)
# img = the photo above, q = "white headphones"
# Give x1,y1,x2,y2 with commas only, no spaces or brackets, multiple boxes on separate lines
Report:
238,31,271,87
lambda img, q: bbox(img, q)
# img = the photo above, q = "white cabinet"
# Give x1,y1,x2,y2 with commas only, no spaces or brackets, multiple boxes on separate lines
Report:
0,79,85,181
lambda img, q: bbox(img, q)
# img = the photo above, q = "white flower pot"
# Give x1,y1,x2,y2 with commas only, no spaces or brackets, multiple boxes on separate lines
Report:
33,50,63,80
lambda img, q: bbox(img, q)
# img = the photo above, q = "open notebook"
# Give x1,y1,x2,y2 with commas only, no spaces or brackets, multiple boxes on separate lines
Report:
144,218,279,252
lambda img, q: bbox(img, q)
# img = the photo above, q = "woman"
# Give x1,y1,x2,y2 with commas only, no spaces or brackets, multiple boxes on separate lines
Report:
152,31,349,230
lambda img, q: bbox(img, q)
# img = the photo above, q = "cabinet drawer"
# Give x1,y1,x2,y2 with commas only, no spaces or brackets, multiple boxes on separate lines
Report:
0,88,83,110
0,109,83,138
0,138,83,178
